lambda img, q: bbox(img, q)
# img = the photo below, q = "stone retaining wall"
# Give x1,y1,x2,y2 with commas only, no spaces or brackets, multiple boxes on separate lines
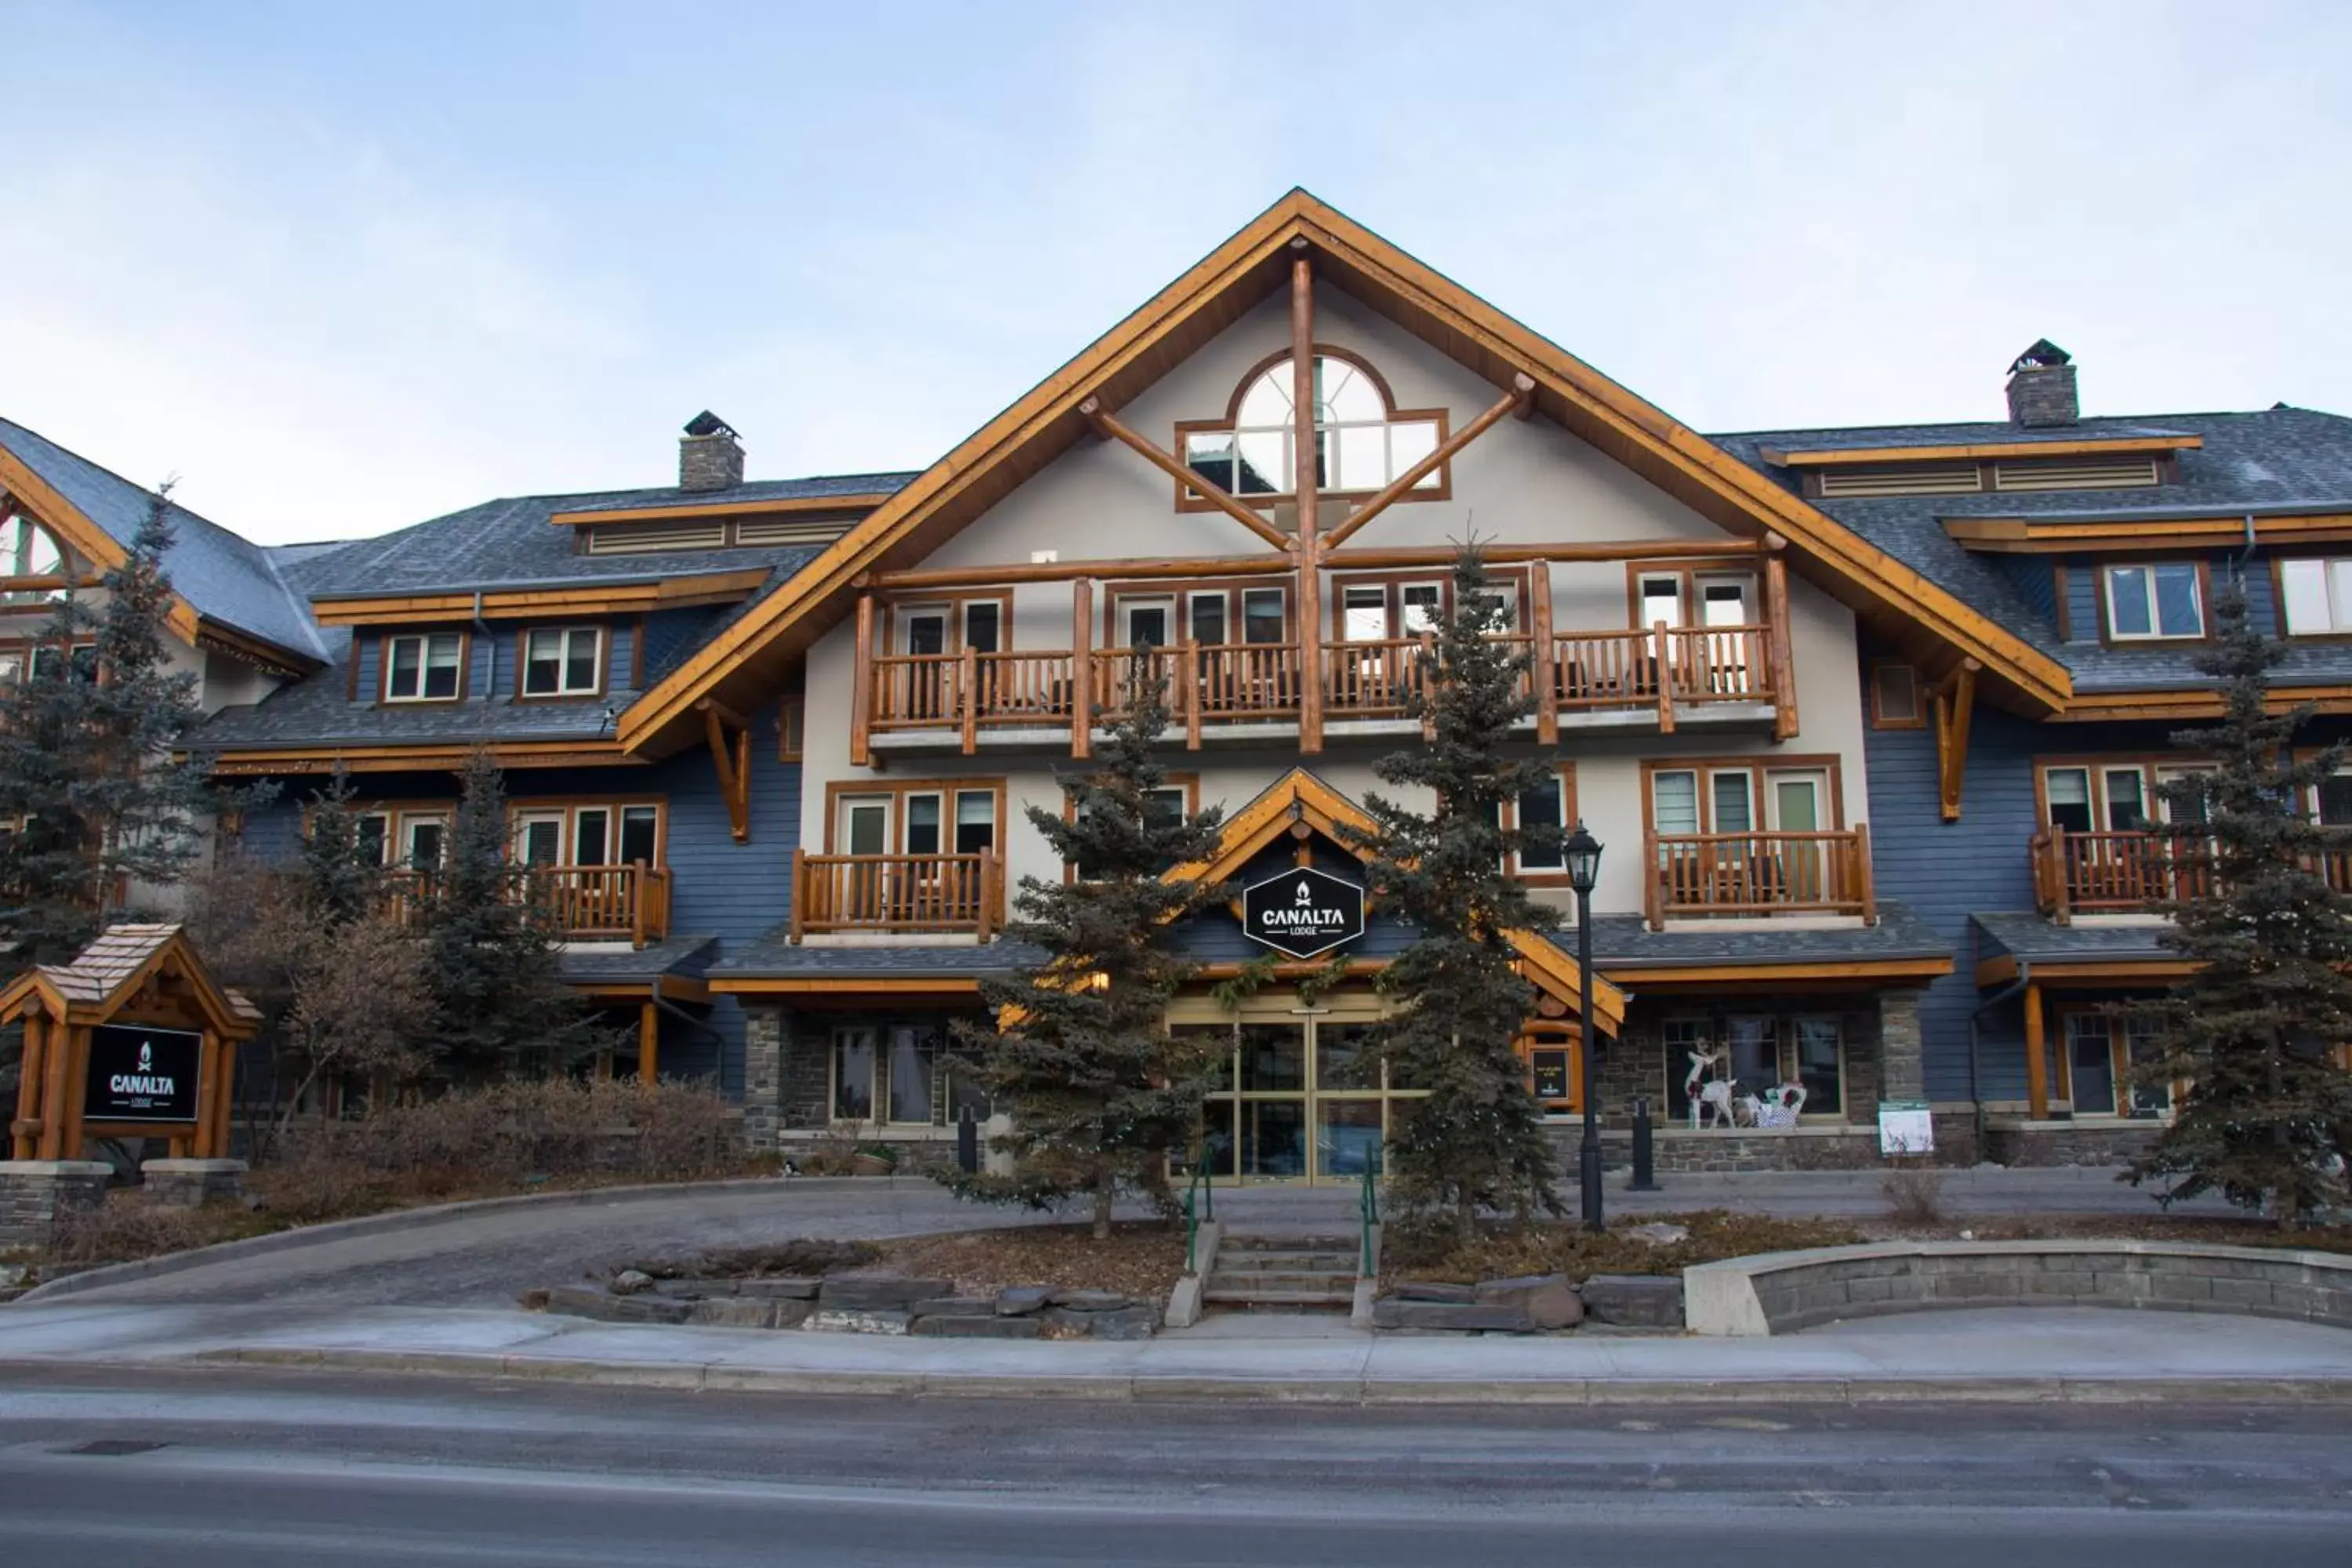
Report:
1981,1121,2162,1168
0,1160,112,1249
1685,1240,2352,1336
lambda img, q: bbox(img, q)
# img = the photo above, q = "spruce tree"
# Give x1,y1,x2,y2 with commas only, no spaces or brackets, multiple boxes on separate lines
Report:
300,768,387,929
1352,545,1564,1240
2125,580,2352,1229
958,659,1229,1239
0,488,208,962
421,747,597,1082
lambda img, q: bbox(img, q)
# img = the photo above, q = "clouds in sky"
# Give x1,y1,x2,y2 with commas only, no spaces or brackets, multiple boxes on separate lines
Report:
3,1,2347,543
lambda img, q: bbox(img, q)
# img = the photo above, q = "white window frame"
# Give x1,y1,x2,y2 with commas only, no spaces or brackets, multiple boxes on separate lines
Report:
521,626,604,697
2278,557,2352,637
2102,562,2204,641
384,632,464,702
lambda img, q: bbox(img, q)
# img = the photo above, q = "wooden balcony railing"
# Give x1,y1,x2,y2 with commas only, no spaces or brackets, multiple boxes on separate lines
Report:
2031,827,2352,923
386,862,671,948
1643,827,1875,928
790,850,1001,941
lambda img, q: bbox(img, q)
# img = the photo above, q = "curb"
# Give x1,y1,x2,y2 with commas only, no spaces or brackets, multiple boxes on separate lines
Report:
180,1347,2352,1406
15,1174,927,1305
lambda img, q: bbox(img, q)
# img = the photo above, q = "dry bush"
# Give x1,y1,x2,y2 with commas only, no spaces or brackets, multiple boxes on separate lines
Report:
1385,1208,1864,1284
1882,1158,1947,1225
251,1079,743,1222
46,1192,250,1268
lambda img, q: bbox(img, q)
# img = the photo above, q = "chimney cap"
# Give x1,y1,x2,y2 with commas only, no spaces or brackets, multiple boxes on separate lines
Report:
2009,339,2072,374
683,410,739,440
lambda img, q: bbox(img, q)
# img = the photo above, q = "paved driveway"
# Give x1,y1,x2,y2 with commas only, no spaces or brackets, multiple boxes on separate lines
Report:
33,1166,2220,1312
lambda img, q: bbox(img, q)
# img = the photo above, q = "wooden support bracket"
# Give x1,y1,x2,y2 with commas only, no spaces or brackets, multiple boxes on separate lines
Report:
1931,658,1980,823
1322,373,1536,550
1080,397,1293,553
700,699,753,842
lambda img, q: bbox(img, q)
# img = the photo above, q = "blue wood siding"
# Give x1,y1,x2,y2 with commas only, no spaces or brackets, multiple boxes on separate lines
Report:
1989,556,2057,630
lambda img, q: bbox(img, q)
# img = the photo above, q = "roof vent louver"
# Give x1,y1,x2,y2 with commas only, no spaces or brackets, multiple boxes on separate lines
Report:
586,520,729,554
1818,463,1985,498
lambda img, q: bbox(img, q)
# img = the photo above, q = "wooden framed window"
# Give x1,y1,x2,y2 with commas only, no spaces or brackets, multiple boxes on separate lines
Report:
1504,762,1577,884
1642,756,1845,837
1104,579,1291,650
1626,564,1758,631
328,801,451,869
885,593,1009,656
520,626,604,698
828,1018,989,1129
1663,1014,1845,1123
2100,561,2205,641
2054,1009,2174,1120
383,631,466,702
1062,773,1200,881
2035,757,2212,833
824,779,1006,860
506,799,664,867
1174,347,1450,511
1870,662,1926,728
2275,557,2352,637
1328,568,1526,640
778,695,805,762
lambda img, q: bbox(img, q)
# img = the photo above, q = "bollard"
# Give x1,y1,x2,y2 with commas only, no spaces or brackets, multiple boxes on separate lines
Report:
1628,1095,1661,1192
956,1106,979,1174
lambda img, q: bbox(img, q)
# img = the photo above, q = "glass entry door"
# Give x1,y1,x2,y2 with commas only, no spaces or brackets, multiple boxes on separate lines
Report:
1173,1004,1421,1185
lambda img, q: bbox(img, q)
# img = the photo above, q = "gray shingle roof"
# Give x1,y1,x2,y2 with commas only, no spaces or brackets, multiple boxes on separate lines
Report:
291,476,912,600
1970,912,2176,965
562,935,721,985
1573,902,1951,969
0,416,328,659
1711,408,2352,691
712,938,1047,978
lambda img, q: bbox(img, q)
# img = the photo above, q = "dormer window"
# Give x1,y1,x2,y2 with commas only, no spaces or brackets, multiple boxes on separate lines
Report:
383,633,465,702
2102,562,2205,641
1177,350,1446,509
521,626,604,697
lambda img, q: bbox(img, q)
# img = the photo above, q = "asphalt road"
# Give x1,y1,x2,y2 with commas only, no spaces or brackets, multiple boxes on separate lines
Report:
49,1167,2225,1312
2,1367,2349,1566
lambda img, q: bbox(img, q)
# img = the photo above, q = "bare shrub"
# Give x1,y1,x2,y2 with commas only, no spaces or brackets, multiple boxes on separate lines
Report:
1882,1158,1947,1225
49,1192,222,1268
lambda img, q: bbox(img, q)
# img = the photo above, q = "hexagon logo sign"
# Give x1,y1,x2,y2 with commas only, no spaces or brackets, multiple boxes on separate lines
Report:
1240,866,1367,959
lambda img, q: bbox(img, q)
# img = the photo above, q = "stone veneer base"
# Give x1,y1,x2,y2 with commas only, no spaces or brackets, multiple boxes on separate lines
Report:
0,1160,114,1249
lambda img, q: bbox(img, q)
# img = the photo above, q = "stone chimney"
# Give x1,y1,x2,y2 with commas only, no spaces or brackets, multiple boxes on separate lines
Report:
678,411,744,492
2005,339,2078,428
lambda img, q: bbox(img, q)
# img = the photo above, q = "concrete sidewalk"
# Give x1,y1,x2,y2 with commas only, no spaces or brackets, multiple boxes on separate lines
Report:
5,1298,2349,1405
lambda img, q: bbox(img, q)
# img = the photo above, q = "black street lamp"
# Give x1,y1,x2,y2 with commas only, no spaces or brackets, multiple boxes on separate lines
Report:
1563,820,1606,1233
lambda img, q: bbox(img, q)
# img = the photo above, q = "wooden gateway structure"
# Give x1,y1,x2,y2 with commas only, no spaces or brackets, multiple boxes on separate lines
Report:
4,924,259,1162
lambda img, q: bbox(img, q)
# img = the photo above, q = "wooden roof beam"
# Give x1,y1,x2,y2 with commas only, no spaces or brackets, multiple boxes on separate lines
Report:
1322,373,1534,550
1932,658,1980,823
1079,397,1294,554
698,699,753,843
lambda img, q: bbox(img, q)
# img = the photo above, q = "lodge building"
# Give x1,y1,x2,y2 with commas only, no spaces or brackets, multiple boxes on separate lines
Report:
5,190,2351,1179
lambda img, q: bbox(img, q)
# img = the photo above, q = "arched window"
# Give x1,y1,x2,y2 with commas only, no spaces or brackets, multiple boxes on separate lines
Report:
0,511,68,604
1178,350,1446,509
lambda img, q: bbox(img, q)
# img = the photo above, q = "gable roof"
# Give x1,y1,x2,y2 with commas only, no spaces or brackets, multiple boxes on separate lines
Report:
0,416,328,664
1167,768,1627,1031
616,190,2074,755
0,923,260,1036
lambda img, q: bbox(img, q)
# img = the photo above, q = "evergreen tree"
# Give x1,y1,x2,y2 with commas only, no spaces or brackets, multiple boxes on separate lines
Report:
421,747,597,1082
299,768,387,928
1352,545,1564,1240
2125,580,2352,1229
958,659,1229,1239
0,488,208,963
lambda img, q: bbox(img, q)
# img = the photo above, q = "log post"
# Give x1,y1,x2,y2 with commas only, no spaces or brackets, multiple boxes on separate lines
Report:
2024,981,2049,1121
1765,550,1798,741
1290,249,1323,755
37,1019,74,1160
1180,637,1201,750
638,999,660,1087
630,859,648,950
1643,828,1663,931
789,848,808,943
13,1013,43,1160
1530,565,1558,745
1853,822,1876,925
959,644,979,754
1072,579,1094,760
851,591,875,767
2050,826,2071,925
1653,619,1675,735
978,851,997,943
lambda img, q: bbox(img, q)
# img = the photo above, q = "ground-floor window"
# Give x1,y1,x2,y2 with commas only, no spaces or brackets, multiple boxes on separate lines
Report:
1167,1004,1427,1182
1665,1014,1844,1123
2056,1008,2172,1118
829,1020,989,1128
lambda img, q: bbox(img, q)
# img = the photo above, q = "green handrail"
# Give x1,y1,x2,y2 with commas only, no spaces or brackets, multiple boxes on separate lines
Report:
1358,1154,1381,1276
1182,1154,1214,1274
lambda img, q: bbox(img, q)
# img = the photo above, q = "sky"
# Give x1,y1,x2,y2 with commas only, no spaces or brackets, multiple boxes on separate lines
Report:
3,2,2348,546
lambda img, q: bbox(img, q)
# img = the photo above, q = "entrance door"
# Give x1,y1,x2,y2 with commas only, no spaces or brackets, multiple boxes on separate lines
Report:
1175,1004,1424,1185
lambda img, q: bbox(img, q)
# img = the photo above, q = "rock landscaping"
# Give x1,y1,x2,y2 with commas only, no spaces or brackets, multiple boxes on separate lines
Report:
532,1240,1162,1339
1371,1269,1668,1334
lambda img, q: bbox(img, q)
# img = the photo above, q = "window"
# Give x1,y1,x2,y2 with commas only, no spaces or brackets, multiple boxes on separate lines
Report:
384,633,464,702
1178,350,1446,506
1107,582,1288,651
1646,760,1835,837
2278,558,2352,636
1505,765,1577,879
2040,760,2212,833
831,1019,988,1127
1632,567,1755,632
510,800,662,867
2064,1012,2119,1117
828,780,1004,860
402,815,447,869
1330,573,1524,641
0,512,67,604
778,695,804,762
1663,1015,1842,1123
2103,562,2204,641
521,627,603,697
1871,663,1924,728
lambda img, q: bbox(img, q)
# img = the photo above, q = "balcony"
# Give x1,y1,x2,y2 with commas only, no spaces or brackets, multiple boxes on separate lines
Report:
789,850,1003,941
1643,827,1877,928
859,622,1787,759
2031,826,2352,922
387,863,672,947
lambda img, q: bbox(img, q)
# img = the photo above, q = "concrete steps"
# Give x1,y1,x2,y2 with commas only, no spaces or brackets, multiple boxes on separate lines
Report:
1205,1234,1360,1313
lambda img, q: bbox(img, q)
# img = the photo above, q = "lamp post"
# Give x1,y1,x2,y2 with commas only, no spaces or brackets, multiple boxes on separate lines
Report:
1563,820,1606,1233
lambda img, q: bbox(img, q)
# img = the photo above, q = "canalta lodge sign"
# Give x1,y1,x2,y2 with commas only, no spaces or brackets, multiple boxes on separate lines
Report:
83,1023,203,1124
1241,867,1367,959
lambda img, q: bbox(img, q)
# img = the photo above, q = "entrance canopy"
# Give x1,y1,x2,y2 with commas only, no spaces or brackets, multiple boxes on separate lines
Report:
2,924,259,1161
1164,769,1627,1033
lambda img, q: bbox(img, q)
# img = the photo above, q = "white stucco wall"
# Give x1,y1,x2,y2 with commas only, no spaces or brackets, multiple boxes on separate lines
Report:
797,282,1872,921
